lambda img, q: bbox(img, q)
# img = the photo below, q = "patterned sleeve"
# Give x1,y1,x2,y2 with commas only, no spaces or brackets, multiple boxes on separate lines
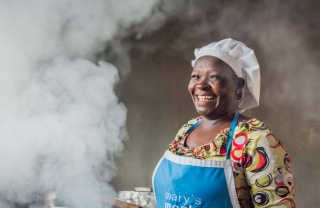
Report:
241,129,295,207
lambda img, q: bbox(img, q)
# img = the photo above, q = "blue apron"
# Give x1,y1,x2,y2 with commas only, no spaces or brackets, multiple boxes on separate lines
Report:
152,113,240,208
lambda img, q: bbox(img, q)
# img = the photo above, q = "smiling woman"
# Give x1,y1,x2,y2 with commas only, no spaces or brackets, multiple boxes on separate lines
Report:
188,56,243,120
152,38,295,208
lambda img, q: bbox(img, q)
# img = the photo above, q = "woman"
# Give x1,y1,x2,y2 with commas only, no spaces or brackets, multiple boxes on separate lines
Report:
153,38,295,208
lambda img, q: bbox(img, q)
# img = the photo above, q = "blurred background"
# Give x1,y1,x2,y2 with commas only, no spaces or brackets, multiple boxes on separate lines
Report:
0,0,319,207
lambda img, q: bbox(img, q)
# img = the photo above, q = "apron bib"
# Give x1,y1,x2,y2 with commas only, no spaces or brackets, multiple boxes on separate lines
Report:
153,113,240,208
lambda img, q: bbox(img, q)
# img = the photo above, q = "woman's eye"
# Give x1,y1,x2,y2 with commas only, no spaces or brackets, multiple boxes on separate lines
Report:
210,75,221,81
191,74,199,79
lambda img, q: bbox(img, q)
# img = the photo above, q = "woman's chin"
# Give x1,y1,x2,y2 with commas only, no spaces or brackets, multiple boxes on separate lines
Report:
196,107,236,119
196,108,218,117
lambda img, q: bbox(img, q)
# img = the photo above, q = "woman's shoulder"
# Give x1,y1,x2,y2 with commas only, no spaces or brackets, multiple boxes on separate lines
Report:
236,115,276,140
235,116,279,146
237,113,269,130
238,117,270,132
187,116,202,125
176,116,202,136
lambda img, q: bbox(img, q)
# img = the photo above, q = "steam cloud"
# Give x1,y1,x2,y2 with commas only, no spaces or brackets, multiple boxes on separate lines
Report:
0,0,160,207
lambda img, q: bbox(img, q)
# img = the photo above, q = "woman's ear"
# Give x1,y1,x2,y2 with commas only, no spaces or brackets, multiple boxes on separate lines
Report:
236,78,245,100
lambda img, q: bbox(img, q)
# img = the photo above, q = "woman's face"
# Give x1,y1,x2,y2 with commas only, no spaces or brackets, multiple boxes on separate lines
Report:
188,56,241,119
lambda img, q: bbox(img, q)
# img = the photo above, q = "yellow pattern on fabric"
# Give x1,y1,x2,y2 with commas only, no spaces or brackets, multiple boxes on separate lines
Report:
168,117,295,208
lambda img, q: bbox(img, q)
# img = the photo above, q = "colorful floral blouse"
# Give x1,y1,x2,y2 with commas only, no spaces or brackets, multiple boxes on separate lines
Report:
169,117,295,208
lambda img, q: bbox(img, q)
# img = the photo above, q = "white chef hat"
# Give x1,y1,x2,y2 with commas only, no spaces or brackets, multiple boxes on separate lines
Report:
191,38,260,111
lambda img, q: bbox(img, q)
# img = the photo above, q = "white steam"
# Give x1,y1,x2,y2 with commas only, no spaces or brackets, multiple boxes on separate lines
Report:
0,58,126,207
0,0,159,207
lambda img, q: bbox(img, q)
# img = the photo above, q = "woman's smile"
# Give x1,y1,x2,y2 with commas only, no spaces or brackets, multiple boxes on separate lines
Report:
196,94,216,102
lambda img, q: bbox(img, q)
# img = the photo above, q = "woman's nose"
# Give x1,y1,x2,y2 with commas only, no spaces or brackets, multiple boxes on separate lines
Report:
196,77,210,90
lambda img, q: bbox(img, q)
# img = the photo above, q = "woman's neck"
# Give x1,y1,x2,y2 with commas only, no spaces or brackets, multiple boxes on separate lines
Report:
201,113,235,129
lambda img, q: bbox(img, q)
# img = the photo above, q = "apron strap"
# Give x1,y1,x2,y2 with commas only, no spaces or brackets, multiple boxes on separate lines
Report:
185,119,202,134
226,112,239,160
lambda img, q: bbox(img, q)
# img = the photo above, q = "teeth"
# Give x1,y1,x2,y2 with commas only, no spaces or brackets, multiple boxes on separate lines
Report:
197,95,215,101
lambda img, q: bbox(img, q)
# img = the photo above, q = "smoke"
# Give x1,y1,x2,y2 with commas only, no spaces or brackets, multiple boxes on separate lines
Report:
0,0,161,207
0,58,126,207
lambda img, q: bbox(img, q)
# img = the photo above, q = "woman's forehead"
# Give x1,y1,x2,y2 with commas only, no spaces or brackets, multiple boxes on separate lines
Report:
194,56,226,67
193,56,234,74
